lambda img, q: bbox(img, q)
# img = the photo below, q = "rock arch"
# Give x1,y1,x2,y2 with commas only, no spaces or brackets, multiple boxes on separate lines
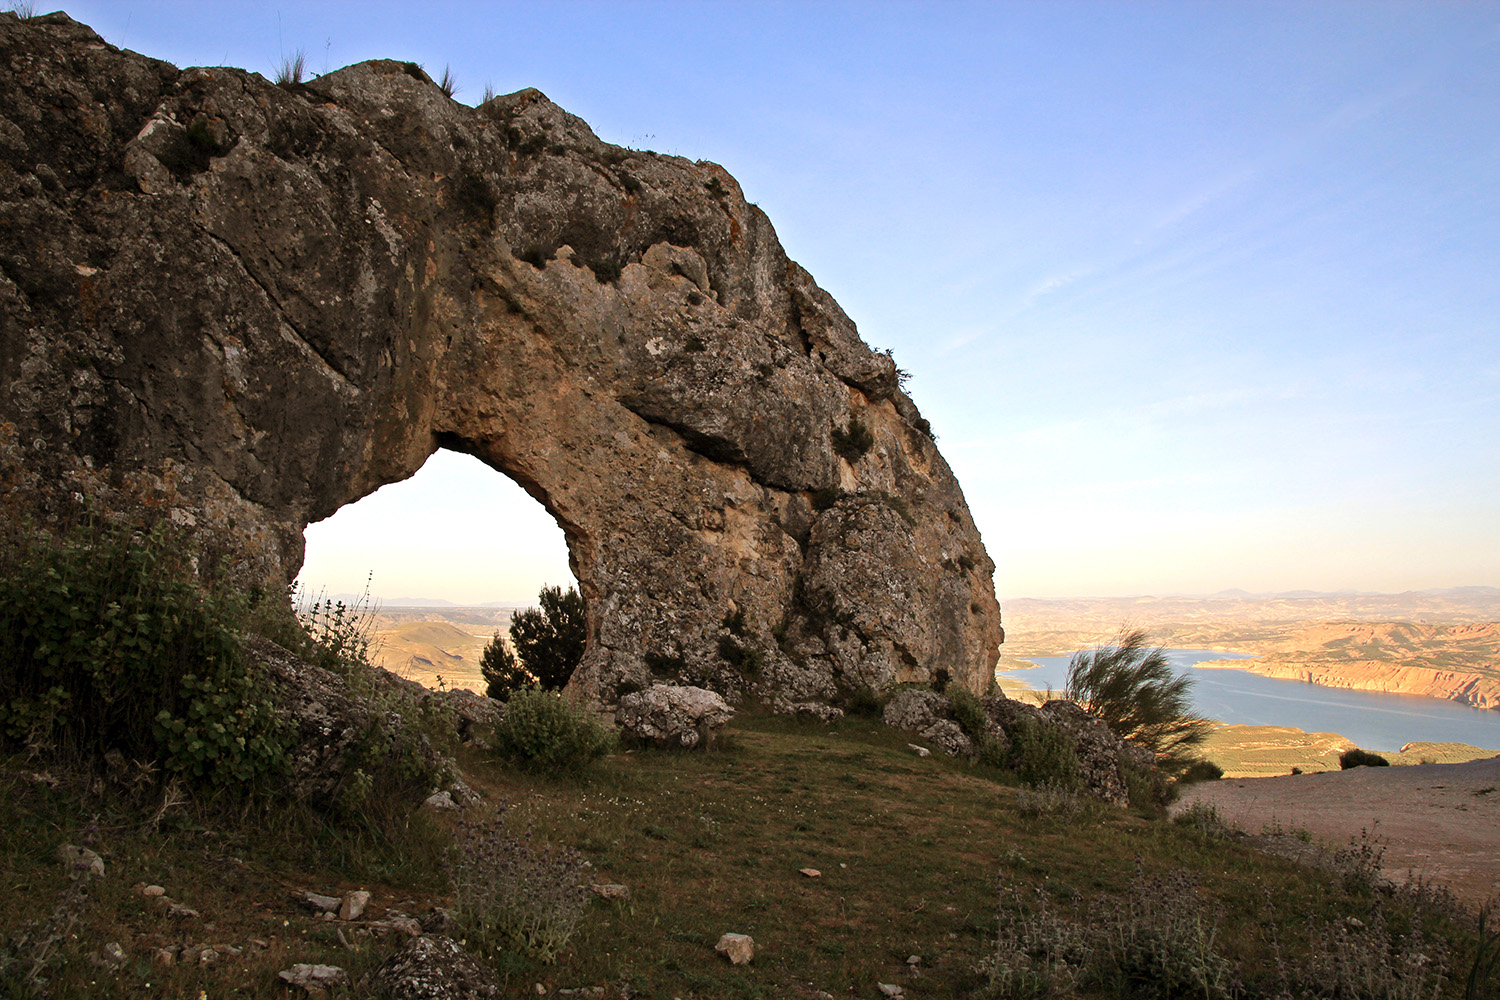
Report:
0,14,1002,704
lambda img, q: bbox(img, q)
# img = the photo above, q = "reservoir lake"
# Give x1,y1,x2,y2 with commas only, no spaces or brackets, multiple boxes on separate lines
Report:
999,649,1500,753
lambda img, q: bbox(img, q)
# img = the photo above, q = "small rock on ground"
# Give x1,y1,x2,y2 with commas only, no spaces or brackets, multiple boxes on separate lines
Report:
715,932,755,965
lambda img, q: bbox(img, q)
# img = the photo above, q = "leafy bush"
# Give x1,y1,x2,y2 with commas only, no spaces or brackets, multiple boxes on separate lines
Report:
1007,715,1082,790
1340,747,1390,769
0,519,285,788
493,687,612,773
950,688,1008,768
843,685,886,718
484,585,587,700
1065,627,1210,773
446,810,590,964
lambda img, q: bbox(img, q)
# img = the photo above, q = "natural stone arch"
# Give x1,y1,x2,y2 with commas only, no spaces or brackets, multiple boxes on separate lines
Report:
0,14,1002,705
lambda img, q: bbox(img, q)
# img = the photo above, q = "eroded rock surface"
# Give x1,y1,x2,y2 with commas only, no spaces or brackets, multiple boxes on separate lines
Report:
0,12,1002,706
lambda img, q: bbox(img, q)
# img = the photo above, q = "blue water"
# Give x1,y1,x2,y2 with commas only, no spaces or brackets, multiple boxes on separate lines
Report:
999,649,1500,753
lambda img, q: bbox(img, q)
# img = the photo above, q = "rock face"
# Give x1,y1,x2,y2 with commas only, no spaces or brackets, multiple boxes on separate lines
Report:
0,13,1002,706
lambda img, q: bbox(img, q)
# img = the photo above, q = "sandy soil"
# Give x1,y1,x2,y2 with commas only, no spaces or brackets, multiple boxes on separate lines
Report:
1173,756,1500,911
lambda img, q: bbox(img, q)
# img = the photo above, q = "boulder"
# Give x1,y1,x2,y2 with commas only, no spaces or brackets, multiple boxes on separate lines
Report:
616,684,734,748
0,13,1003,710
882,688,949,733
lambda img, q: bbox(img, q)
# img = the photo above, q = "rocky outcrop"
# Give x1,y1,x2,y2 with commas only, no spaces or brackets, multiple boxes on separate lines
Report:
882,689,1160,806
616,684,734,748
0,12,1002,707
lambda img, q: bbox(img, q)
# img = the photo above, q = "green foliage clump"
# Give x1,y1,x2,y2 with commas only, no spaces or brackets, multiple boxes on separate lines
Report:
1006,715,1081,790
831,417,875,463
0,519,285,789
1339,747,1390,769
446,810,590,964
1065,627,1210,774
493,687,612,774
1178,758,1224,783
950,688,1008,768
483,584,587,700
843,685,886,718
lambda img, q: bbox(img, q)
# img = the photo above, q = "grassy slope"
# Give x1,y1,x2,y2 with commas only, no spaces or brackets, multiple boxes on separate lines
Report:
1,713,1486,999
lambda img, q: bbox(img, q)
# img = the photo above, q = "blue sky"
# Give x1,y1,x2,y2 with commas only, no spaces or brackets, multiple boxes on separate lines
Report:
59,1,1500,602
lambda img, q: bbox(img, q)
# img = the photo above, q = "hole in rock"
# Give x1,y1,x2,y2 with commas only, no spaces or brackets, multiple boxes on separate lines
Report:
295,449,576,694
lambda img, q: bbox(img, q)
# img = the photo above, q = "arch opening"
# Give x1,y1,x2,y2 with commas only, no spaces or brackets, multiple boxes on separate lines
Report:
296,448,577,694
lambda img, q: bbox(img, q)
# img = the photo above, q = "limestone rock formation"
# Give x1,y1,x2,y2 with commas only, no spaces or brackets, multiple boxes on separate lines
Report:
0,12,1002,707
616,684,734,748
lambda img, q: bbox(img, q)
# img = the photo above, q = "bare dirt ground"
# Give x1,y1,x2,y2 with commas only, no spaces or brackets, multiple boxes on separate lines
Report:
1173,756,1500,911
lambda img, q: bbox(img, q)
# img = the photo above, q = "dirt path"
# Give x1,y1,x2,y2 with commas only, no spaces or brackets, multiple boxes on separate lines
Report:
1172,756,1500,911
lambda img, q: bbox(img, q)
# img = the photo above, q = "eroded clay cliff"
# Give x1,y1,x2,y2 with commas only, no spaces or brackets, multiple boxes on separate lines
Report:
0,12,1003,705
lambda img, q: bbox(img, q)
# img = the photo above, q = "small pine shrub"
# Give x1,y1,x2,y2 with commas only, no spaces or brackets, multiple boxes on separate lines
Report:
481,633,530,701
493,687,612,774
1339,747,1390,769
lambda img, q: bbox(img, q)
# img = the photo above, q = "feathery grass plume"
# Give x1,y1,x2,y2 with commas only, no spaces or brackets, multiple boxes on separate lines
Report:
438,64,458,98
1065,626,1210,772
275,48,306,86
7,2,37,18
482,82,496,103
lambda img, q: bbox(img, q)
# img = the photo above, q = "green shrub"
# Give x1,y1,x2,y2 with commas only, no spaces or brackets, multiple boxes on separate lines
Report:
1178,758,1224,783
1339,747,1390,769
493,687,612,773
831,417,874,463
951,688,1008,767
1007,716,1081,790
1065,627,1210,773
0,519,285,789
491,585,588,696
844,685,886,718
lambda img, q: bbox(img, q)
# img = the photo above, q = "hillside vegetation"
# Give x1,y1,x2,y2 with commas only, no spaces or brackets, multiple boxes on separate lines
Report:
3,711,1494,998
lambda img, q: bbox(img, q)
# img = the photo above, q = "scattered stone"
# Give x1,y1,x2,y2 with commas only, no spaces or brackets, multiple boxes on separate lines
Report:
90,942,126,968
197,947,219,966
557,989,606,999
167,902,201,919
421,907,458,933
372,913,425,937
906,955,921,966
780,700,845,723
152,946,177,968
279,963,350,992
140,884,166,897
799,868,822,878
535,985,547,996
907,744,931,758
56,844,104,876
877,984,904,997
423,790,461,812
617,685,734,749
339,890,372,921
589,883,630,901
816,992,835,1000
715,932,755,965
295,891,342,913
